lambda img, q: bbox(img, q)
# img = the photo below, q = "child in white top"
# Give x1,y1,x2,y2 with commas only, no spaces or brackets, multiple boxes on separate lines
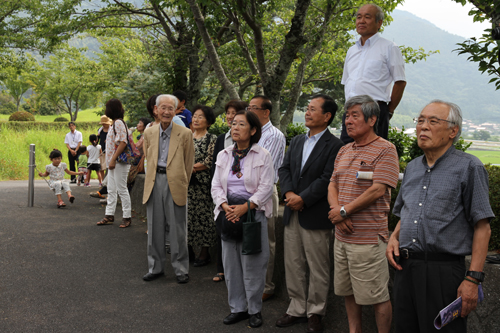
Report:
38,149,83,208
86,134,103,186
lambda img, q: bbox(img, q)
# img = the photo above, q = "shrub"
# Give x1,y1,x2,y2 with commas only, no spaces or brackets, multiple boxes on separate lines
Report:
484,165,500,250
37,100,60,115
54,117,69,122
9,111,35,121
0,102,16,115
3,121,100,131
285,122,308,146
22,104,32,113
208,116,230,137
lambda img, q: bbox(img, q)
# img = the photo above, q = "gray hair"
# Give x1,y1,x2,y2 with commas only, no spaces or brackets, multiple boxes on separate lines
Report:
344,95,380,134
156,94,178,109
359,4,384,22
420,99,463,144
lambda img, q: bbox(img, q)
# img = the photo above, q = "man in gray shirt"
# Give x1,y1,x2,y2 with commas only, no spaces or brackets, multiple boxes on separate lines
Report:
387,100,493,333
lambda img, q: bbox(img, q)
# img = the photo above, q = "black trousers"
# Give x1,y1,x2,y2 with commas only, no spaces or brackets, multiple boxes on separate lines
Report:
67,150,80,181
340,101,390,144
393,257,467,333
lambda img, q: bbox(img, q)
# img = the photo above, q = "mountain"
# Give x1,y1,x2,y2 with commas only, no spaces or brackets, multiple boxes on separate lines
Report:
380,10,500,124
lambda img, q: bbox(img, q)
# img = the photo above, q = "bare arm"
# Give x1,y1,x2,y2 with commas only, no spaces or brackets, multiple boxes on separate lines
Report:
388,80,407,115
458,219,491,316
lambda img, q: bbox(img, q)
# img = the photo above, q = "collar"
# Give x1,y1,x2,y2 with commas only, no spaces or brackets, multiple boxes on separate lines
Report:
422,145,456,169
225,130,232,139
352,135,380,148
159,121,173,138
356,32,380,48
306,128,327,142
261,121,273,133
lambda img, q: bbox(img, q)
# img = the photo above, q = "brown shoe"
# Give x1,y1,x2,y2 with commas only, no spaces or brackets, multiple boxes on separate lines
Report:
307,314,323,332
275,313,307,327
262,293,274,302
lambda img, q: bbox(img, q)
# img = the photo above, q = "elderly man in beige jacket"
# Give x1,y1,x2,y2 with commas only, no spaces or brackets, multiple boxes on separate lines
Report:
142,94,195,284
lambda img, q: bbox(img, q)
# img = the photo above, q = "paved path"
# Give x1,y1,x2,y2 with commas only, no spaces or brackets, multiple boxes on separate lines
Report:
0,180,310,332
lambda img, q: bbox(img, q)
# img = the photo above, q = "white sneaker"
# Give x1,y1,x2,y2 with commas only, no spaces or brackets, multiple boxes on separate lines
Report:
99,199,107,204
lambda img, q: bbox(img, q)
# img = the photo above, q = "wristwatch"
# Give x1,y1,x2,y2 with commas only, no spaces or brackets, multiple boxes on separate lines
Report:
466,270,485,283
340,206,347,218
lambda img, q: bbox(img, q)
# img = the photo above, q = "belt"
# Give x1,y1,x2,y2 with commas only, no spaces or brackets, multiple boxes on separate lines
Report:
377,101,388,106
156,166,167,174
399,248,464,262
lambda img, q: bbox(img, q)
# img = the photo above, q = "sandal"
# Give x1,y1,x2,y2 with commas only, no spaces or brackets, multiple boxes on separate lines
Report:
69,196,75,204
57,200,66,208
97,215,114,225
119,218,132,228
213,273,225,282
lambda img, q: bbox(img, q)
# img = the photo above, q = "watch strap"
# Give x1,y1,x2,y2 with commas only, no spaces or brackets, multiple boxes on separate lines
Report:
466,270,485,282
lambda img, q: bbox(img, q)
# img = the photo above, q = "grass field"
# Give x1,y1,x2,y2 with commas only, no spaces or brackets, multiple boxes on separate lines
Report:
0,108,102,122
0,123,101,181
468,150,500,165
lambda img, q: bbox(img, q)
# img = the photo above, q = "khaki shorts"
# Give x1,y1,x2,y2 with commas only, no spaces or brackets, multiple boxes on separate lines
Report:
334,238,390,305
99,154,106,169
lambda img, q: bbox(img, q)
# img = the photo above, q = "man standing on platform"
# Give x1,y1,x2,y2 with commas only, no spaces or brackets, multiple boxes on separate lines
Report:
247,95,286,302
64,121,83,183
328,95,400,333
276,94,343,332
387,100,493,333
340,3,406,143
142,94,195,284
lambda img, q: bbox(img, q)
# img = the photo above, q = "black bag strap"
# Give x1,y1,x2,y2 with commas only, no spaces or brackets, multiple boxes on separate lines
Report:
247,201,253,222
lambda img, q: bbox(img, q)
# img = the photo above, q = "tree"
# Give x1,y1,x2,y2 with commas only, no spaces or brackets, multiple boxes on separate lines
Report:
453,0,500,89
0,54,35,111
473,129,491,141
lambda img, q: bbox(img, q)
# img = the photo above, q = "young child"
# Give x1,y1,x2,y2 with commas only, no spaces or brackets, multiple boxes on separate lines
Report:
77,146,89,186
38,149,83,208
87,134,103,186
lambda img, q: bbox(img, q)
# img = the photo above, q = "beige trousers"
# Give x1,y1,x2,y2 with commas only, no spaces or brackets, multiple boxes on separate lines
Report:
285,211,332,317
263,184,278,294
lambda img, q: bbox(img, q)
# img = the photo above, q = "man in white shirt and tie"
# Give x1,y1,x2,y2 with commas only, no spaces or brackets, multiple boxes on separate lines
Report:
341,3,406,144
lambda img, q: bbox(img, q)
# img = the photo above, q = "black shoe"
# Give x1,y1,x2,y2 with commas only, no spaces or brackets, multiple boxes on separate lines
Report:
223,312,250,325
193,254,211,267
249,312,263,328
70,179,77,184
142,272,164,281
176,274,189,284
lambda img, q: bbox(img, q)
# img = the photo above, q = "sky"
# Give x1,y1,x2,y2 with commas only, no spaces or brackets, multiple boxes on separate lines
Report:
396,0,491,39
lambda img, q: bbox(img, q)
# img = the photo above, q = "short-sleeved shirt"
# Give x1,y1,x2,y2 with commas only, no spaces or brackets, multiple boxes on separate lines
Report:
177,109,192,127
106,120,128,168
258,121,286,184
46,162,68,187
342,33,406,102
87,145,101,164
78,154,88,168
393,146,494,256
331,136,399,244
64,130,83,149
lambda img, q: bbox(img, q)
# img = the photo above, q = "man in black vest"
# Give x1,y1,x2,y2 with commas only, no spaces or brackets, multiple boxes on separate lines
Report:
276,94,343,332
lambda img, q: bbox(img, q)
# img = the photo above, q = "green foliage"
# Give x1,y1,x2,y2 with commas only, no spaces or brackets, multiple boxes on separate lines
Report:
473,129,491,141
484,164,500,250
54,117,69,122
0,101,17,115
285,122,308,146
208,116,230,136
1,121,100,131
9,111,35,121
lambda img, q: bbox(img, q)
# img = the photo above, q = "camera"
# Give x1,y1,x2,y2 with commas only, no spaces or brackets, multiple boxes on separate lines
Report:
492,26,500,40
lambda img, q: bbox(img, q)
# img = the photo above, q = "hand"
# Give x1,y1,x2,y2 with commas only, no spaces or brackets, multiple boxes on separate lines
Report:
457,279,479,317
336,218,354,234
79,171,85,175
71,150,76,156
225,204,248,223
328,206,344,224
38,172,43,177
192,167,196,173
284,192,304,211
386,236,402,270
108,159,116,170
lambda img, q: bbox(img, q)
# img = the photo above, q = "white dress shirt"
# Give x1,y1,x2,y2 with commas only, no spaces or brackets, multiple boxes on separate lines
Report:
258,121,286,184
342,33,406,102
64,130,83,149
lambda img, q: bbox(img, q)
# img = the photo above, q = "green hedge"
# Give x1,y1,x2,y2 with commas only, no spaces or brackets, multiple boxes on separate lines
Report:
0,121,101,131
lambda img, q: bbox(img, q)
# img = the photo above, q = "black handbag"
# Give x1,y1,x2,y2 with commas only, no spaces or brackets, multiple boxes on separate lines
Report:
242,201,261,255
216,196,255,242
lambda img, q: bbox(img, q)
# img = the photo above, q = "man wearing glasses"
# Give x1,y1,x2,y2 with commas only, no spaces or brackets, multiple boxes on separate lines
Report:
387,100,493,332
247,95,286,302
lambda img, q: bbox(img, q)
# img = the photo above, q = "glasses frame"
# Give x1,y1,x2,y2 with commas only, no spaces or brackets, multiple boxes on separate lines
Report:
245,106,265,111
413,117,456,126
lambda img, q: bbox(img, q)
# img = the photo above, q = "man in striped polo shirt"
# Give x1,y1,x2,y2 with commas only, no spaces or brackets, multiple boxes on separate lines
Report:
328,95,399,333
247,95,286,302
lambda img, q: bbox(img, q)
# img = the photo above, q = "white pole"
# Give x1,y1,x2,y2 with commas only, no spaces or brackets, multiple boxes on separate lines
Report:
28,144,35,207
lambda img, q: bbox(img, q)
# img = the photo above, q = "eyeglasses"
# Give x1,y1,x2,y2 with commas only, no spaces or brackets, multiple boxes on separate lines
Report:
413,117,456,126
245,106,265,111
